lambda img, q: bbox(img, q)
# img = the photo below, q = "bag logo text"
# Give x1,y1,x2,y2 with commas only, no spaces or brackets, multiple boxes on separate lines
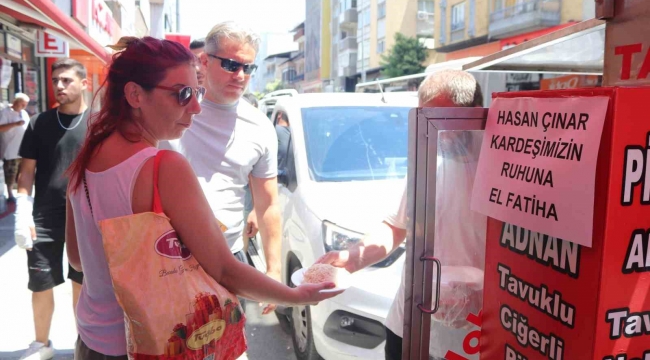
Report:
186,319,226,350
154,230,192,260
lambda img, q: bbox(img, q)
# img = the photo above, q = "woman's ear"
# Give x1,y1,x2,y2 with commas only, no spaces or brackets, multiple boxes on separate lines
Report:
124,82,143,109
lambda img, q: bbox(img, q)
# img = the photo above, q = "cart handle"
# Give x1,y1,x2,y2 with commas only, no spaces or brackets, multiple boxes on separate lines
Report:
417,255,441,315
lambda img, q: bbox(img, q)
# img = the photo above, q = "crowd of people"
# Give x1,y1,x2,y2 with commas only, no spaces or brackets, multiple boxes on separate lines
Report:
6,19,485,360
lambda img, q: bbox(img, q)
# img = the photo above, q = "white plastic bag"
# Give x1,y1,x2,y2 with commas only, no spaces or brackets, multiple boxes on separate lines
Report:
14,194,35,250
429,266,484,359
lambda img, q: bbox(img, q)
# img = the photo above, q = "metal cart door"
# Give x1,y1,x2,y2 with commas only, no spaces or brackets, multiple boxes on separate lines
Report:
402,107,488,360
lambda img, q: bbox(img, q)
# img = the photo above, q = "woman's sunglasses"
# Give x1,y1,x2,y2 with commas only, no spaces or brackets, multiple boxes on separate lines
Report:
155,85,206,106
207,54,258,75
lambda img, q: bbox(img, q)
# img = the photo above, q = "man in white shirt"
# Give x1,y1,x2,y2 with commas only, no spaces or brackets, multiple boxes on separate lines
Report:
318,70,486,360
163,22,281,314
0,93,30,201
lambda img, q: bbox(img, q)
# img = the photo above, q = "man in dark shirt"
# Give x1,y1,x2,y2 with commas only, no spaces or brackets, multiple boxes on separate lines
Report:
275,111,291,179
14,58,88,358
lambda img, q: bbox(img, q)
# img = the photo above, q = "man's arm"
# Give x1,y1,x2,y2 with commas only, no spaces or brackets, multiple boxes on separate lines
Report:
0,120,23,133
15,159,37,246
318,221,406,273
250,175,282,279
17,159,36,196
66,196,82,271
244,174,258,239
319,182,408,273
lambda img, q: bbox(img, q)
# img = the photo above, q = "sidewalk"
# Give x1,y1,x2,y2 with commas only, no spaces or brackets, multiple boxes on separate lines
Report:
0,199,76,359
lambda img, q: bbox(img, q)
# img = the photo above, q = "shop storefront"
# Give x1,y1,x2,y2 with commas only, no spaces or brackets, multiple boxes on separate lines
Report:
0,0,116,112
0,23,43,116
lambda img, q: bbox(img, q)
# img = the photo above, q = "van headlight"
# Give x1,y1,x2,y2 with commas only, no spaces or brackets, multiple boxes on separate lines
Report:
322,221,363,252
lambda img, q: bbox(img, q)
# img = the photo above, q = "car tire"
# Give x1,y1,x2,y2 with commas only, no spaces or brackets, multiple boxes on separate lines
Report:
275,309,292,334
289,264,322,360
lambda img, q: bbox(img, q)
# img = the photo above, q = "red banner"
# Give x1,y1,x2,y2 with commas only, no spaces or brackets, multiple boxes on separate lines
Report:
165,34,191,49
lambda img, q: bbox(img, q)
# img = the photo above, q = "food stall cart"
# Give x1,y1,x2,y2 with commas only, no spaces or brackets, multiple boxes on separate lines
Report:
402,1,650,359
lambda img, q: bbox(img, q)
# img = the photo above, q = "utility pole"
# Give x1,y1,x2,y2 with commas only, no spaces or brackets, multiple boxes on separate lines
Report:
360,3,366,83
175,0,180,33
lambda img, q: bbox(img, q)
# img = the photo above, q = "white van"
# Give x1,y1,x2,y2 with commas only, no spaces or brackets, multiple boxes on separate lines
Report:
248,92,418,360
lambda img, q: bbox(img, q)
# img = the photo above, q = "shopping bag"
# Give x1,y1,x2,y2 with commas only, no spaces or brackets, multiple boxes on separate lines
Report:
92,150,247,360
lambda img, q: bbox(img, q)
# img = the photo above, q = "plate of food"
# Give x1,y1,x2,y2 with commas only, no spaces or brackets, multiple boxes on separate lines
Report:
291,264,352,293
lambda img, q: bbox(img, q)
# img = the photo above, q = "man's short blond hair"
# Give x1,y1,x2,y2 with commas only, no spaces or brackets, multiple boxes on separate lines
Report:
418,69,483,107
14,93,29,103
204,21,261,55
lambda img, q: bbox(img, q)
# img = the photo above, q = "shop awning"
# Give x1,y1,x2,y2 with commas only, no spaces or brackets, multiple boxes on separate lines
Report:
463,18,605,75
0,0,111,63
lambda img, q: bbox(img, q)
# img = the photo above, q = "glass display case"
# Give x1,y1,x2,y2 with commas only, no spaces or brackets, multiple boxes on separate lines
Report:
403,107,488,360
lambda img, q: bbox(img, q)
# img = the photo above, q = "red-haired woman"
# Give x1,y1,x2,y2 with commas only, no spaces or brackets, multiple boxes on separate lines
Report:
65,37,341,359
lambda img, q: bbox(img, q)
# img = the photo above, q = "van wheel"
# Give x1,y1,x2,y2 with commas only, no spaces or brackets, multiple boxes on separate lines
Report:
275,309,292,334
289,264,322,360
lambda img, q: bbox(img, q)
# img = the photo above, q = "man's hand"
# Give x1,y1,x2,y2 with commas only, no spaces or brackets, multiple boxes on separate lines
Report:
244,209,258,239
317,250,362,274
260,269,282,315
13,120,25,127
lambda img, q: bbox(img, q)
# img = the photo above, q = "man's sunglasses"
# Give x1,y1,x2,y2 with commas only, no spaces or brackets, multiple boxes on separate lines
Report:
207,54,258,75
154,85,206,106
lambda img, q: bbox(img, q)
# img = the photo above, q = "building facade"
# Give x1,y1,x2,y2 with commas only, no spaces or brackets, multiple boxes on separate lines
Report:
303,0,335,92
429,0,595,91
278,23,306,93
261,51,292,92
249,32,297,93
329,0,435,92
433,0,595,54
149,0,178,39
289,22,306,92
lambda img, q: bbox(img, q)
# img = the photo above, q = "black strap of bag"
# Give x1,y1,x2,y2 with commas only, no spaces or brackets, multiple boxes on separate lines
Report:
83,176,93,218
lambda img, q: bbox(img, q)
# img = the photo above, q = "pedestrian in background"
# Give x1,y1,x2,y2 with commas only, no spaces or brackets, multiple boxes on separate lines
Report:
0,93,30,202
318,69,486,360
162,21,282,315
64,36,342,359
15,58,87,360
189,38,206,87
274,111,291,181
243,92,258,108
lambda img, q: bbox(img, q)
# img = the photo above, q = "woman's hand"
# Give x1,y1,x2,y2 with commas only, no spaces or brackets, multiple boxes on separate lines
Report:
290,282,344,306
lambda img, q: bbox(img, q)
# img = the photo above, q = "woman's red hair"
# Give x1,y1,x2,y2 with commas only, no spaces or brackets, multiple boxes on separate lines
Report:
67,36,195,191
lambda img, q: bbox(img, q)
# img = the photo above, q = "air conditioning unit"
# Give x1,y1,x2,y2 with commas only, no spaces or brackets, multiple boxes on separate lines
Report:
418,37,435,49
417,11,430,20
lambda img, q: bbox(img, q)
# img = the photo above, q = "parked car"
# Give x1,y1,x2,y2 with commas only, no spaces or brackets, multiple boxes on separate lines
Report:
258,89,299,119
247,92,418,360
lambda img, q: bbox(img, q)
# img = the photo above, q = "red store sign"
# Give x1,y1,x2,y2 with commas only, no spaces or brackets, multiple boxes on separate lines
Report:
92,0,112,37
73,0,114,37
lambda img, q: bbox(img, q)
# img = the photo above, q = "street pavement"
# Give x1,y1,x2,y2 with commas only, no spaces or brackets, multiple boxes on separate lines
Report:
0,174,296,360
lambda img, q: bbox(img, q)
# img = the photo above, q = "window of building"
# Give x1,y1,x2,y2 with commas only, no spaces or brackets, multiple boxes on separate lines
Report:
451,2,465,31
378,2,386,18
377,39,385,53
418,0,434,13
340,0,357,10
363,7,371,25
377,18,386,53
377,18,386,39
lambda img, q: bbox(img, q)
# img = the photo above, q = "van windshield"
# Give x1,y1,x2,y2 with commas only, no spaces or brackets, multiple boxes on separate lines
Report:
301,106,410,182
